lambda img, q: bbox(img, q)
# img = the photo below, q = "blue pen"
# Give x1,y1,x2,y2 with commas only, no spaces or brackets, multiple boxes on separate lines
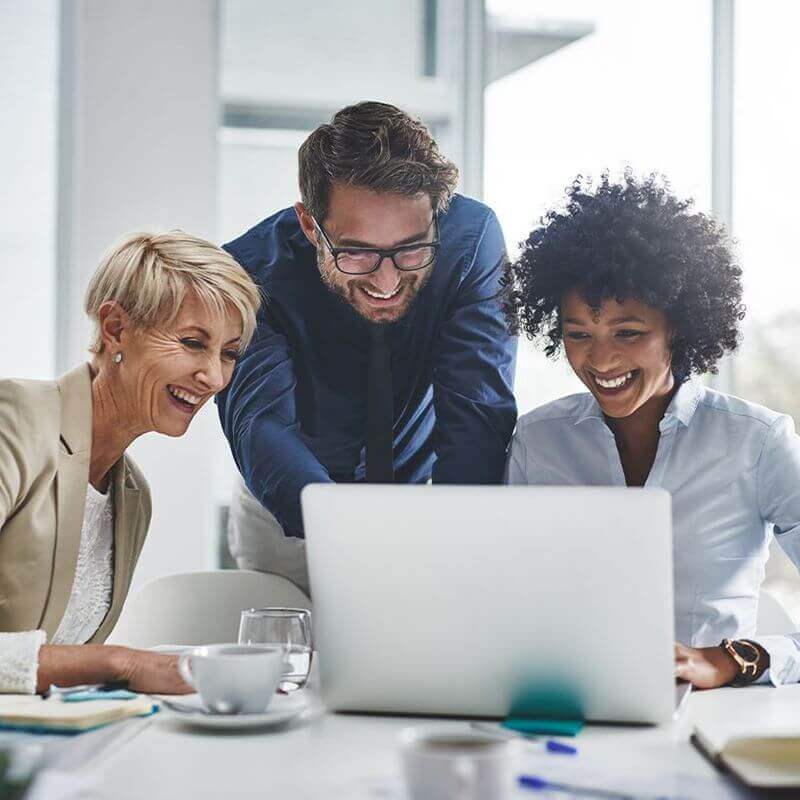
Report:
518,775,679,800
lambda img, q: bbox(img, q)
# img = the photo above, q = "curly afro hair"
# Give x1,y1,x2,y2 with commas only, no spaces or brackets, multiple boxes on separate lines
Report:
502,172,745,382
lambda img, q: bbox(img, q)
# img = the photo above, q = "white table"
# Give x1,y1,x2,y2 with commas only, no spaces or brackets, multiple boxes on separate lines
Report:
58,683,800,799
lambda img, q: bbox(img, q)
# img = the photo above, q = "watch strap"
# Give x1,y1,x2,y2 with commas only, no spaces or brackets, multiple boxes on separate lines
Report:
721,638,770,686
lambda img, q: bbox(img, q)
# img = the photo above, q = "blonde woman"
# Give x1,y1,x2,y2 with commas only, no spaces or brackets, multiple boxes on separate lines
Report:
0,231,261,694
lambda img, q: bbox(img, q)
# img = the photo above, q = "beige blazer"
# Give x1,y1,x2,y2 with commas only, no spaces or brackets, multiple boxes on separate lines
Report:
0,364,151,643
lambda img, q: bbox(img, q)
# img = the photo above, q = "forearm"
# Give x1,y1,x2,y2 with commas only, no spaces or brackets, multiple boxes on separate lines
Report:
36,644,123,693
38,644,189,695
236,418,332,537
0,635,121,695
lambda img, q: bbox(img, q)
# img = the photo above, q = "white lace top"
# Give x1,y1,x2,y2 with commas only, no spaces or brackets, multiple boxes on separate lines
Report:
0,484,114,693
52,483,114,645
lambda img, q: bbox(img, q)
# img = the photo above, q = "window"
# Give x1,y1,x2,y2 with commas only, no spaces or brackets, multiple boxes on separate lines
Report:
731,1,800,424
484,0,712,414
732,1,800,617
0,1,57,379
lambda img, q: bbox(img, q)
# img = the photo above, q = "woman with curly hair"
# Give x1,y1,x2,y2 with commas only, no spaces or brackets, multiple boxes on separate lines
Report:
503,172,800,690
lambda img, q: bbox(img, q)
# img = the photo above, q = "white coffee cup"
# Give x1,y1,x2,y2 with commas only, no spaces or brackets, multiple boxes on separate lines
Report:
177,644,284,714
400,726,519,800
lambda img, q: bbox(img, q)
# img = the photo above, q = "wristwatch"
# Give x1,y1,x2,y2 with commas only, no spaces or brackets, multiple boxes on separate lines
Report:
720,638,770,686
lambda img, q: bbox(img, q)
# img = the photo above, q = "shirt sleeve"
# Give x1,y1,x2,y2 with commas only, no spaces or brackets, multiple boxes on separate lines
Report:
430,210,517,485
0,630,45,694
216,308,331,538
753,414,800,685
0,387,47,694
504,431,528,485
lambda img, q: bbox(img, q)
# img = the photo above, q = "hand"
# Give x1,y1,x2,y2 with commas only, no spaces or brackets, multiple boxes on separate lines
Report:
37,644,191,695
674,642,739,689
111,647,192,695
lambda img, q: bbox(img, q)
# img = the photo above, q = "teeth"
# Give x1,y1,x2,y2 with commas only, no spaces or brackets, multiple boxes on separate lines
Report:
363,285,400,300
595,371,634,389
168,385,201,405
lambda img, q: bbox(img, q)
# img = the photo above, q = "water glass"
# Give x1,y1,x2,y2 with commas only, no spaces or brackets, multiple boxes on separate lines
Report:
238,608,313,691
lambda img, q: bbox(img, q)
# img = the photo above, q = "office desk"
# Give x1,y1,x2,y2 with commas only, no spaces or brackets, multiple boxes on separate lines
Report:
71,684,800,799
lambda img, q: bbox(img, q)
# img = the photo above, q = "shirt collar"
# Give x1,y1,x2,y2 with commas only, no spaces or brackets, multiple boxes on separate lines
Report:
662,378,703,428
573,377,703,429
573,395,604,426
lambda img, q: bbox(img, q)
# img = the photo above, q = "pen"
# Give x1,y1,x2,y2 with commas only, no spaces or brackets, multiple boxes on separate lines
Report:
41,680,130,700
518,774,680,800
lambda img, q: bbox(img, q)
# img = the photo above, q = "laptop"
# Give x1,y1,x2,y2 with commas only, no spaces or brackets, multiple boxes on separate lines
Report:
302,484,681,724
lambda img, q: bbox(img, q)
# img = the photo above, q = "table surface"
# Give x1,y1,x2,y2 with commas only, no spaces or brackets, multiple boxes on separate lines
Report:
49,680,800,799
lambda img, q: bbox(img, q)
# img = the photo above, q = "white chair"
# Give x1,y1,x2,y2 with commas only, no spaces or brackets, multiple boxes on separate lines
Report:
756,588,796,635
108,570,311,648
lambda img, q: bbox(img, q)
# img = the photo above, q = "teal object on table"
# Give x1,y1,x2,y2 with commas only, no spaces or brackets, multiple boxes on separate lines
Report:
504,679,585,737
502,717,584,737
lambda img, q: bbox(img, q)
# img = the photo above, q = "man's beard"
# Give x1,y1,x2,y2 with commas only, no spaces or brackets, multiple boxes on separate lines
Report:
317,247,432,324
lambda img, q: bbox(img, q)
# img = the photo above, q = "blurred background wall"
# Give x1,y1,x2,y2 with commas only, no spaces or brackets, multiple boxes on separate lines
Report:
1,0,798,615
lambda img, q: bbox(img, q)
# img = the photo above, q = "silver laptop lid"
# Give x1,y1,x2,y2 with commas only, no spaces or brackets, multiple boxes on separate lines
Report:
303,485,674,724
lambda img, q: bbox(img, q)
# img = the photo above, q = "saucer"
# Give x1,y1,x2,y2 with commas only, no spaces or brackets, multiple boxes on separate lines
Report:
156,692,308,731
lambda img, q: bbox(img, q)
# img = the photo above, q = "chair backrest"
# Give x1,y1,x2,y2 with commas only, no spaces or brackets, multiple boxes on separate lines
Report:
107,570,311,648
756,588,796,636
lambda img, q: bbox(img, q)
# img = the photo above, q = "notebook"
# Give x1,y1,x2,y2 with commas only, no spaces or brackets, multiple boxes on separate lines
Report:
0,694,156,734
692,721,800,788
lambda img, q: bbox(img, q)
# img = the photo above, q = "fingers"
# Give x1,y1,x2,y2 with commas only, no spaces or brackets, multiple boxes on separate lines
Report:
118,649,191,695
674,641,694,684
148,654,191,694
674,661,690,681
674,641,690,658
158,655,192,694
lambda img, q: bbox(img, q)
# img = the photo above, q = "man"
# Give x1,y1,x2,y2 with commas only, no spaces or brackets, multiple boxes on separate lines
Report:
217,101,517,593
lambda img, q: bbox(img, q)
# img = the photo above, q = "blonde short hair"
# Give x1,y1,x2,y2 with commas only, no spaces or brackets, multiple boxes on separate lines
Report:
85,231,261,354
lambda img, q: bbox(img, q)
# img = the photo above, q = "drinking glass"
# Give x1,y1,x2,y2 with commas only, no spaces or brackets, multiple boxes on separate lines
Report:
238,607,313,691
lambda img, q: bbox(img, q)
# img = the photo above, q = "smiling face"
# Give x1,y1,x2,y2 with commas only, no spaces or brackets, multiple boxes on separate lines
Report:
561,290,675,419
111,291,243,437
296,184,435,324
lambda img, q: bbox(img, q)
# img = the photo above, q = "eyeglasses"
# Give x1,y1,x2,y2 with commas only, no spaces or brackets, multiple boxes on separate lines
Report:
311,215,440,275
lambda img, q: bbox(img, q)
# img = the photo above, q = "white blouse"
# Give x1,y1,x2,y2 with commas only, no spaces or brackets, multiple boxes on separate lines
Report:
0,484,114,693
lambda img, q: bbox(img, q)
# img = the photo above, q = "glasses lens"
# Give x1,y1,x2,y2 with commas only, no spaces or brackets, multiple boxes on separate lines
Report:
336,250,381,274
394,245,436,271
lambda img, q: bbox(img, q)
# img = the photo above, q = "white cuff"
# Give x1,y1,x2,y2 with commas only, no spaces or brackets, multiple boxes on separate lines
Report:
752,635,800,687
0,630,46,694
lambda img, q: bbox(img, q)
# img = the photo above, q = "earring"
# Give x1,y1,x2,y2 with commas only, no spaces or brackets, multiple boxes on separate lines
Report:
113,352,123,365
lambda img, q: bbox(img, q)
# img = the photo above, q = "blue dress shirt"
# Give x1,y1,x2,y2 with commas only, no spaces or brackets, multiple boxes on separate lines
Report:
218,195,517,538
506,379,800,685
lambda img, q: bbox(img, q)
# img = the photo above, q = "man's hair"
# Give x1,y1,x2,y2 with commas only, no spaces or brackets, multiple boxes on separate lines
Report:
298,101,459,220
85,230,262,354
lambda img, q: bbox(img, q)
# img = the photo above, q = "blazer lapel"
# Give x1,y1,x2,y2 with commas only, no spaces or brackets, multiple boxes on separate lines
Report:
39,365,93,639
